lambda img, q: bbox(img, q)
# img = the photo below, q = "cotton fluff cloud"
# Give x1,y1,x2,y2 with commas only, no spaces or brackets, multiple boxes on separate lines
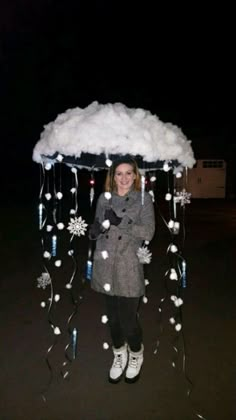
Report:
33,101,195,168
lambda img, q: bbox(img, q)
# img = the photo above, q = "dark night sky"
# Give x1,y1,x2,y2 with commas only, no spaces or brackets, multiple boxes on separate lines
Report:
1,0,235,178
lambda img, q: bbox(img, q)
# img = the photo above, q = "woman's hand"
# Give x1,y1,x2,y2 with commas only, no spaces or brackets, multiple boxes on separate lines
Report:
104,208,122,226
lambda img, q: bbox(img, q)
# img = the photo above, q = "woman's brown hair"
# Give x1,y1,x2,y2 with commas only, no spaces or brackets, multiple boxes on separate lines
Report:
104,157,141,192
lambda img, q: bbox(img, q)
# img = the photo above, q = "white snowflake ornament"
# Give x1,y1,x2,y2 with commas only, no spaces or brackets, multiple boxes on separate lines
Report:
67,216,88,236
137,246,152,264
174,189,191,206
37,272,51,289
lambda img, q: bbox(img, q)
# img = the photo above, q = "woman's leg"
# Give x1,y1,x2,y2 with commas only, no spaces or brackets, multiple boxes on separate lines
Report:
105,295,125,348
118,296,143,352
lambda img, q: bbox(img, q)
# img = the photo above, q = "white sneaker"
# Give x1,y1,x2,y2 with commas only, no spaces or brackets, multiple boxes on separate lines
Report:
125,344,144,383
109,344,128,383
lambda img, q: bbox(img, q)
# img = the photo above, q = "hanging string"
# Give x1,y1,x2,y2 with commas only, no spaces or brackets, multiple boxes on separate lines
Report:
61,165,81,379
154,165,208,419
39,239,61,401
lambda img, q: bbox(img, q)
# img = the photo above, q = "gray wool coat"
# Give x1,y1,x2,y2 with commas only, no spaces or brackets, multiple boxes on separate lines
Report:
91,190,155,297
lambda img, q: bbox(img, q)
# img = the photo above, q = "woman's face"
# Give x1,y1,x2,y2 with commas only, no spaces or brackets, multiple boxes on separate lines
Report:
114,163,136,195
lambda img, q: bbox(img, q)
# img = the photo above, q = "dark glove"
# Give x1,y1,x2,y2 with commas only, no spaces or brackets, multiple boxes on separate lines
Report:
89,219,104,240
104,208,122,226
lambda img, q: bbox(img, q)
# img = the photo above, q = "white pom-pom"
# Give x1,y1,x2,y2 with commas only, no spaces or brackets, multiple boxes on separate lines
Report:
165,193,172,201
176,172,182,178
101,250,109,259
101,315,108,324
45,163,52,170
144,240,149,245
170,295,177,302
56,192,63,200
173,221,180,233
40,301,46,308
175,323,182,332
104,192,112,200
105,159,113,167
169,317,176,325
45,193,52,201
168,219,174,228
56,154,63,162
54,327,61,335
46,225,53,232
70,209,76,215
163,162,170,172
65,283,72,289
70,187,76,194
104,283,111,292
144,278,150,286
150,176,156,182
57,222,64,230
71,167,77,173
103,342,109,350
55,260,62,267
169,269,178,281
43,251,51,259
54,294,60,302
68,249,74,256
102,219,110,230
170,244,178,253
143,296,148,304
174,298,184,307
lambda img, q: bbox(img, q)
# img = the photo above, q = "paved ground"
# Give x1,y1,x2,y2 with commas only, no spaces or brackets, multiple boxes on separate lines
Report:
0,191,235,420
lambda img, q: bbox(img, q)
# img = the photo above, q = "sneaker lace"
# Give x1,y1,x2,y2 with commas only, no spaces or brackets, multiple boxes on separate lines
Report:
129,356,138,368
113,354,123,368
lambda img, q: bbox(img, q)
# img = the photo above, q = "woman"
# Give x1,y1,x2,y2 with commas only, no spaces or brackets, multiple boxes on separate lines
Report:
89,156,155,383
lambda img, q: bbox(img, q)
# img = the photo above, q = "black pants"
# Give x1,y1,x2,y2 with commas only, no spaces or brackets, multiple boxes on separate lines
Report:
105,295,143,352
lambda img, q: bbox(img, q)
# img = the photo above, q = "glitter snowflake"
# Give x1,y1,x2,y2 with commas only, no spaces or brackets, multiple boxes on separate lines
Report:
37,272,51,289
67,216,88,236
174,189,191,206
137,246,152,264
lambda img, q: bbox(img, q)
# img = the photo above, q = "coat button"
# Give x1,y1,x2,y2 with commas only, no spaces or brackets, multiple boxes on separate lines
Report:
106,235,109,239
125,197,129,201
118,236,122,240
122,208,126,212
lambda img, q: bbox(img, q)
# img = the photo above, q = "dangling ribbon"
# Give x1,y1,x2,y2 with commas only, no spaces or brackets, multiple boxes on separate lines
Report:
154,166,208,419
40,265,61,402
141,173,145,205
89,169,95,207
